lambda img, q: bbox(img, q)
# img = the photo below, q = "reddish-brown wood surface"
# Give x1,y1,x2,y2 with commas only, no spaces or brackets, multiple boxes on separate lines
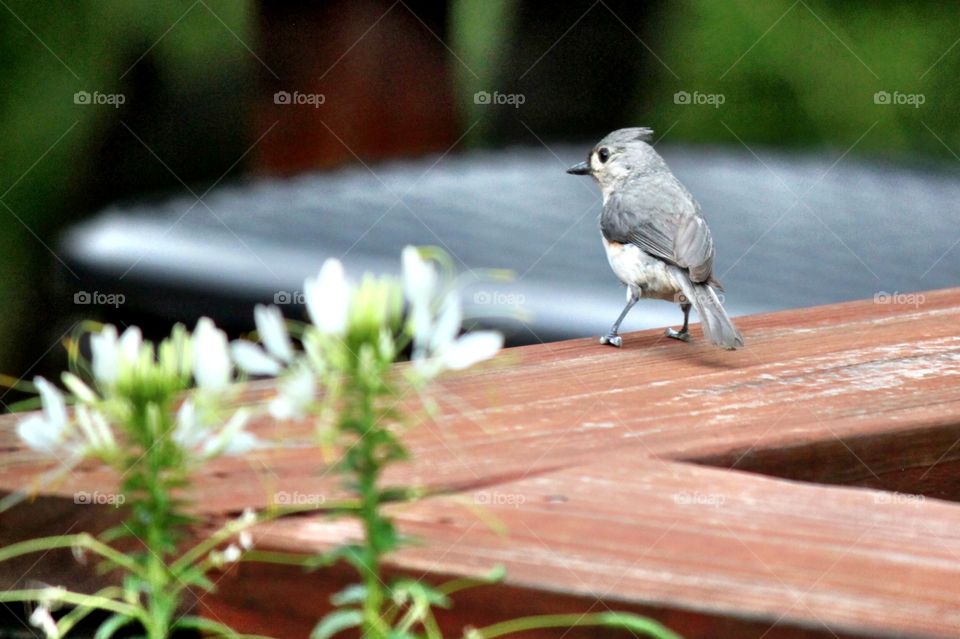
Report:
3,288,960,638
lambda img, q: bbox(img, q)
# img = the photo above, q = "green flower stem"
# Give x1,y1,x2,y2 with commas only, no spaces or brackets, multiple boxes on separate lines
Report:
355,378,389,639
394,603,434,636
174,614,278,639
172,499,359,578
124,400,184,639
171,499,360,582
436,570,504,597
466,612,683,639
181,548,262,593
54,586,124,636
423,611,444,639
0,533,143,577
240,550,320,566
170,514,256,575
0,588,143,620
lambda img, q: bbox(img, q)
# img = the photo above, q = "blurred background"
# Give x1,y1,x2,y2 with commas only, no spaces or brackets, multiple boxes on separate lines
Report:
2,0,960,405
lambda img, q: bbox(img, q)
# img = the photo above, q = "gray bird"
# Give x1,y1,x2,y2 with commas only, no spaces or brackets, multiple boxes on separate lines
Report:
567,127,743,350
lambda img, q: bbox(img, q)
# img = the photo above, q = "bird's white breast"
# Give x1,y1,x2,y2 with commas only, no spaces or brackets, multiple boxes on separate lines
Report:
602,237,680,301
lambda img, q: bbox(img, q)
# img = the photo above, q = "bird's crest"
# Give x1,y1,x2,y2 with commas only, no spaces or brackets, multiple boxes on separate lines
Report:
599,127,654,147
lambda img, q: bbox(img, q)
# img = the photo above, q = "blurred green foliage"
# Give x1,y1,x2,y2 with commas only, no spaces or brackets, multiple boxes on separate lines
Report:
641,1,960,159
453,0,960,162
450,0,519,144
0,0,253,376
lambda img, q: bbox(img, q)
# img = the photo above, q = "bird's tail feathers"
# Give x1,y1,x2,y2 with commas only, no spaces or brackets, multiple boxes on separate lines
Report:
671,268,744,350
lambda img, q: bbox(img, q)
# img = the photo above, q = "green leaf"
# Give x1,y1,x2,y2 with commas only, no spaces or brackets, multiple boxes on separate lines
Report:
369,517,398,554
484,565,506,583
379,487,416,503
437,565,506,596
306,544,365,571
174,614,256,637
596,612,684,639
391,580,450,609
468,612,683,639
93,614,134,639
99,525,128,544
311,609,364,639
176,565,216,591
330,584,367,607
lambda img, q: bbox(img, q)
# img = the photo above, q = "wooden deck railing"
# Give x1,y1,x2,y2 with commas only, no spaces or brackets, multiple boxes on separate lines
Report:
3,288,960,638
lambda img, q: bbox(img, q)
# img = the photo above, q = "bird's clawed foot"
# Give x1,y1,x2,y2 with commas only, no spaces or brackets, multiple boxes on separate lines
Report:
599,333,623,348
665,327,690,342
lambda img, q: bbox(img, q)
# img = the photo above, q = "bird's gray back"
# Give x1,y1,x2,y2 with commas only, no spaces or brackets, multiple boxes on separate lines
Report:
600,166,716,284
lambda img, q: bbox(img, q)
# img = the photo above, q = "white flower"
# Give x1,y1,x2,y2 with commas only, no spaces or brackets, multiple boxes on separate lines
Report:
29,605,58,638
17,377,68,453
90,325,119,385
402,246,438,343
256,304,293,363
429,293,462,354
407,287,503,378
90,325,145,387
230,305,294,376
221,432,259,457
222,543,242,563
305,259,350,335
172,400,205,449
174,401,259,459
71,541,88,565
441,331,504,370
119,326,142,366
193,317,232,391
61,372,97,404
239,530,254,550
402,246,436,307
17,378,118,457
231,340,282,376
74,405,116,453
202,409,257,457
269,365,315,420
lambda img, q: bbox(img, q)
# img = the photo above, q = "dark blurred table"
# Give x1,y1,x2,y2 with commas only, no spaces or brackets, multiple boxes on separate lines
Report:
59,145,960,345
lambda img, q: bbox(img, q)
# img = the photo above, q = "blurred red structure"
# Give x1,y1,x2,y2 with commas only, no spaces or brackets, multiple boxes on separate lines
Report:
254,0,459,174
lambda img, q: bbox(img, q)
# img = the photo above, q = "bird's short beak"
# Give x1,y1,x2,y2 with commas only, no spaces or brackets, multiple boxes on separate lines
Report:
566,161,591,176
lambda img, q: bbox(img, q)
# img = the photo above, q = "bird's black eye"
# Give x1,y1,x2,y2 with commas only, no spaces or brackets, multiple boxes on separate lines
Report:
597,147,610,163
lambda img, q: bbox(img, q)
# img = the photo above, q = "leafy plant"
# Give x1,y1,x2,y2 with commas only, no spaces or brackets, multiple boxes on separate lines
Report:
4,247,681,639
2,320,267,639
233,248,680,639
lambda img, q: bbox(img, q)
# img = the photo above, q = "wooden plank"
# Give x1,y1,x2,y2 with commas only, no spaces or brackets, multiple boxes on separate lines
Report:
4,289,960,507
2,288,960,637
211,456,960,639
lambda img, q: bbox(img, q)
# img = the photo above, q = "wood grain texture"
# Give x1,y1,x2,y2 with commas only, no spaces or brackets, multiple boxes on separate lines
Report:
2,288,960,638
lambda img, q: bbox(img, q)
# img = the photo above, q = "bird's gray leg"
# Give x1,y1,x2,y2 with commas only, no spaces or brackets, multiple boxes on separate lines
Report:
666,302,692,342
600,291,640,348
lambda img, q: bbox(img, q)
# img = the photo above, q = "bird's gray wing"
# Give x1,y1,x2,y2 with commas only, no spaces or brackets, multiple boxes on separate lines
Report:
601,176,715,284
673,213,715,284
